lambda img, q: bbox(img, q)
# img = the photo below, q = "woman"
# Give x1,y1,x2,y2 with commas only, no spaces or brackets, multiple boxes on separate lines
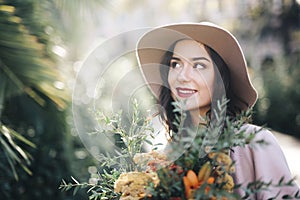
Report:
136,22,299,199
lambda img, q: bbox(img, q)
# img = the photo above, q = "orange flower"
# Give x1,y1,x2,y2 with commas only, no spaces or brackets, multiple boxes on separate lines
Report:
186,170,199,188
207,177,215,184
183,168,216,199
204,177,215,194
183,176,192,198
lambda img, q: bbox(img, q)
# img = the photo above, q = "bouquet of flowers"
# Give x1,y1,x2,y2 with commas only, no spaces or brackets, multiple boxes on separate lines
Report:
60,98,296,200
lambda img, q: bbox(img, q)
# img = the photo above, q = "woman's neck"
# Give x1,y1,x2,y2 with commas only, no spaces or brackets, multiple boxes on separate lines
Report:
189,106,210,125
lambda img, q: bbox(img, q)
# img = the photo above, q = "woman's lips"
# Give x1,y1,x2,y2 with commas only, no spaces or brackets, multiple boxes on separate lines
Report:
176,87,197,98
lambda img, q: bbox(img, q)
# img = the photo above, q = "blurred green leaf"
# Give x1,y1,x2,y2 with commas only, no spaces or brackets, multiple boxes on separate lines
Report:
0,123,35,180
0,2,69,109
0,1,68,181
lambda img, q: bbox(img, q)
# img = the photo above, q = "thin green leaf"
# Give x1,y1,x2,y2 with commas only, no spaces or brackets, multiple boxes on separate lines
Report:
71,176,80,184
1,124,36,148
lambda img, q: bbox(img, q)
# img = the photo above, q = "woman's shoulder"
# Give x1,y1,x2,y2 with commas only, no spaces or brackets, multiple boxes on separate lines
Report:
240,123,274,140
240,123,267,132
232,123,300,199
236,123,283,151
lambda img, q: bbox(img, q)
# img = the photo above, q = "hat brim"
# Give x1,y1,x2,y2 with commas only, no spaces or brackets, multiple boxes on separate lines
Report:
136,22,257,111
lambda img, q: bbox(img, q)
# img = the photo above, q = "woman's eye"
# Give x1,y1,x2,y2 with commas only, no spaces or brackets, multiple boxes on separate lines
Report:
194,63,205,69
170,61,181,69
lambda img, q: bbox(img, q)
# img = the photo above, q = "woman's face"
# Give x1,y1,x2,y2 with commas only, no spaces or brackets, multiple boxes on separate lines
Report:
168,39,215,117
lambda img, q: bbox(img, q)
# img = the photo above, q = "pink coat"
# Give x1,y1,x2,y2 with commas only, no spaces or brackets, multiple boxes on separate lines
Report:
231,124,300,199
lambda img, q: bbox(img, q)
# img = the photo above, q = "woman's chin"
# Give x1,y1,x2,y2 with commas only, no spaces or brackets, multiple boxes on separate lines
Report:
178,102,200,112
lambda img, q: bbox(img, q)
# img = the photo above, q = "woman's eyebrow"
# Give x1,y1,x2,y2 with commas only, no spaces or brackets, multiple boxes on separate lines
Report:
170,57,180,61
192,57,210,62
171,56,210,62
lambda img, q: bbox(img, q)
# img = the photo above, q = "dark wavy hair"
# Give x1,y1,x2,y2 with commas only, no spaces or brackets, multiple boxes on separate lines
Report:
158,39,248,134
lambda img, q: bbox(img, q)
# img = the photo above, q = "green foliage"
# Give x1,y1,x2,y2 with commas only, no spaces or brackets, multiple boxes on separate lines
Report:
242,177,298,199
0,0,66,181
60,99,154,198
0,1,69,108
0,123,36,180
144,98,257,199
253,53,300,138
93,99,155,172
0,94,78,199
61,98,297,199
238,0,300,138
0,0,84,199
60,169,121,200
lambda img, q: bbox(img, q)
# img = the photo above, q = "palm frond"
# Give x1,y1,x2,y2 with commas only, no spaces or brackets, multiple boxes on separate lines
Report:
0,3,69,109
0,2,69,179
0,123,36,180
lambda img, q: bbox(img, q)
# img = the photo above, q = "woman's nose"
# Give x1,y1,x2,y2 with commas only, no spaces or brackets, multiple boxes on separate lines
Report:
177,64,192,82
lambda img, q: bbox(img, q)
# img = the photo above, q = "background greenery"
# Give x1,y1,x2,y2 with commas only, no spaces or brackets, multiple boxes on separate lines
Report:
0,0,299,199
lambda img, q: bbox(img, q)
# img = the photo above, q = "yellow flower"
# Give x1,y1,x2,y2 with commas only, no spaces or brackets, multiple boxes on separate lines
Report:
133,151,169,172
208,151,235,173
216,173,234,191
114,171,159,200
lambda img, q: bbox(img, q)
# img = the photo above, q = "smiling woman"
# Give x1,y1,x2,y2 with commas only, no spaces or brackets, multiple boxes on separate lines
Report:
136,22,300,199
167,40,215,121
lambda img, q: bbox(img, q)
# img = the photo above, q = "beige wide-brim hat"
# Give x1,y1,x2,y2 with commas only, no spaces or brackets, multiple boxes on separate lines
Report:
136,22,257,111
